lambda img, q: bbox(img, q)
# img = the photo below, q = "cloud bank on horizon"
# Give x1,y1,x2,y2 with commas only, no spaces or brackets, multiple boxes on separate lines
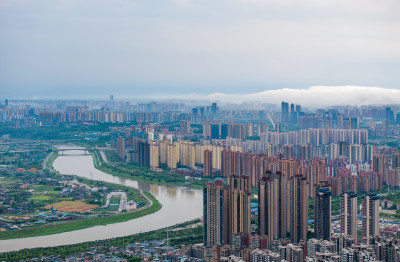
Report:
207,86,400,107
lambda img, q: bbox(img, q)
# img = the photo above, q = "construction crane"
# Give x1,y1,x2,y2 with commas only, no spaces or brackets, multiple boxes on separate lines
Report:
266,112,275,129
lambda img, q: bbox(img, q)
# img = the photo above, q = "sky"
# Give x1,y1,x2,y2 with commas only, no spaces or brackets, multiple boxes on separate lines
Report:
0,0,399,104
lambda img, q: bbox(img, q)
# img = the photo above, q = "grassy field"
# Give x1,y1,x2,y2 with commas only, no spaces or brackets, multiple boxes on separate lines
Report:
45,200,98,212
32,185,55,192
47,191,61,195
29,195,52,201
96,196,121,212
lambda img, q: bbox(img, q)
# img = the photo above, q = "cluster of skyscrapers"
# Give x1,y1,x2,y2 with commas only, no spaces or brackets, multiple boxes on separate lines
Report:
203,170,383,261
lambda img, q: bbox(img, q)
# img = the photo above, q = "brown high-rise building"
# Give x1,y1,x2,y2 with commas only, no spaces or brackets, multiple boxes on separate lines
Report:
228,123,247,140
362,194,379,243
180,120,191,133
253,156,265,187
203,180,228,247
340,191,357,241
283,144,295,159
258,171,288,246
281,158,299,179
373,154,388,177
257,122,268,136
234,151,244,176
204,150,212,176
392,153,400,169
220,150,265,186
290,175,308,243
314,181,332,241
357,170,383,193
307,159,326,198
227,174,251,243
203,174,252,247
134,138,150,167
116,135,126,160
386,168,400,188
221,150,234,177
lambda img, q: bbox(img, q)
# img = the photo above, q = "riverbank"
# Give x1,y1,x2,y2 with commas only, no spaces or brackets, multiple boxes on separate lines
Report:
0,152,162,240
91,149,205,189
44,151,58,170
0,189,161,240
0,219,202,260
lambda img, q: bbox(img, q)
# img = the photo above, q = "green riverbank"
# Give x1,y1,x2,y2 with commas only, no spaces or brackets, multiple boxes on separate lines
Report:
45,151,58,170
0,152,162,240
0,191,161,240
91,150,205,189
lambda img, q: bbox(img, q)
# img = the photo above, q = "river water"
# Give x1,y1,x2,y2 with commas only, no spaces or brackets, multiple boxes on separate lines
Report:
0,148,203,252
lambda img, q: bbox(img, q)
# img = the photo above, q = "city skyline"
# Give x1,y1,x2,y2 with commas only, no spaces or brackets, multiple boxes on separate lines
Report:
2,85,400,108
1,0,400,260
1,98,400,260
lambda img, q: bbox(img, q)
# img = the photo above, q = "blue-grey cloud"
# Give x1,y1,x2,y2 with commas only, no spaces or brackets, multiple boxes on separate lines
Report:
0,0,399,99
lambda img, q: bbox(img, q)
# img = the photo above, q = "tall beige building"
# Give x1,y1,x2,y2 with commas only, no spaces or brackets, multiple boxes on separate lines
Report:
195,144,205,164
340,191,358,241
166,143,178,169
177,140,195,168
149,142,159,168
212,145,223,170
194,144,222,170
159,141,168,165
230,145,242,153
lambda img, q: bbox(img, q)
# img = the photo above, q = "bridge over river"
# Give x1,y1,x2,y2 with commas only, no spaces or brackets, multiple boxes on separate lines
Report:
55,148,92,155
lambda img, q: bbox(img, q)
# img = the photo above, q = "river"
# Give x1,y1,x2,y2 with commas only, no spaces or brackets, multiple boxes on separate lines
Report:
0,147,203,252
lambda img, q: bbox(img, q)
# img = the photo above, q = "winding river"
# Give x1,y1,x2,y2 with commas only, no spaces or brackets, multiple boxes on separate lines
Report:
0,147,203,252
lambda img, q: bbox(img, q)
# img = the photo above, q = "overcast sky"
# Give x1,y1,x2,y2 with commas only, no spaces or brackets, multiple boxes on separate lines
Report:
0,0,399,102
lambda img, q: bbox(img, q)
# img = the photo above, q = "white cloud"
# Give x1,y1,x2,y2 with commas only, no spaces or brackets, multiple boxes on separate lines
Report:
207,86,400,107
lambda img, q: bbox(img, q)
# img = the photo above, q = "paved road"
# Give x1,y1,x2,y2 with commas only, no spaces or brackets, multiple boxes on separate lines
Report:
100,150,109,164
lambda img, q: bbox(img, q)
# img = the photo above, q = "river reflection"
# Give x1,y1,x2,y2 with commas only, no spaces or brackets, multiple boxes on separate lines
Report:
167,187,177,198
0,146,202,252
